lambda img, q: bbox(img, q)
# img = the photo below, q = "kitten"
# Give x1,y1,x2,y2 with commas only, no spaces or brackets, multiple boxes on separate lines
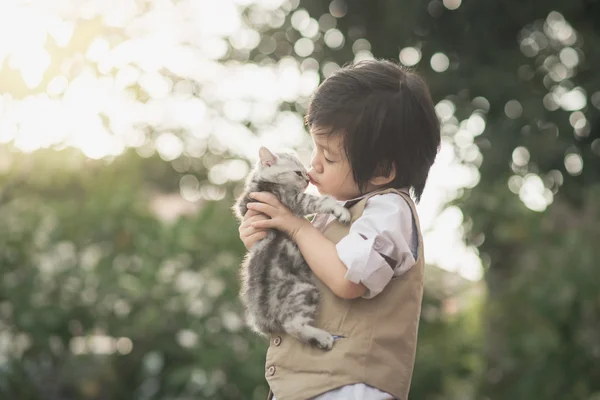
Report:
233,147,351,350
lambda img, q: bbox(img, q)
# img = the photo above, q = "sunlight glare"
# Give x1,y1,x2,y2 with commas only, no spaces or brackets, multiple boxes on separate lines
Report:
47,19,75,48
559,87,586,111
430,52,449,72
47,76,69,97
519,174,553,212
0,0,487,283
16,49,51,89
291,9,310,31
86,37,111,62
564,153,583,175
466,113,486,136
156,132,184,161
399,47,421,66
324,29,344,49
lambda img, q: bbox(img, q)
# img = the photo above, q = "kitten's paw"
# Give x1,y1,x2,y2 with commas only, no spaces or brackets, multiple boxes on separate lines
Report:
334,206,351,224
311,331,335,350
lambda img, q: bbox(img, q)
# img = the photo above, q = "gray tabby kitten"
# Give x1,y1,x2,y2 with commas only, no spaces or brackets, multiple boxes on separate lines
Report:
234,147,351,350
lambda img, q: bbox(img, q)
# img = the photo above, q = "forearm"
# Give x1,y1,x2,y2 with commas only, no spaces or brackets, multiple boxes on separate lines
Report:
244,191,365,298
294,224,366,299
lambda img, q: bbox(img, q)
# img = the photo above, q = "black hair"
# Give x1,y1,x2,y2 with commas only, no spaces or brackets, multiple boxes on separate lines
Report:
305,59,441,202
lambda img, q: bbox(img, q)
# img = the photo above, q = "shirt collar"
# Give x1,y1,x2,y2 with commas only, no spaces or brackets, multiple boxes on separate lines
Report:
339,187,410,208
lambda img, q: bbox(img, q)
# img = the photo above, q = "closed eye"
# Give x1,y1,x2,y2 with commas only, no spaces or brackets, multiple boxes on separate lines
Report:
295,171,303,177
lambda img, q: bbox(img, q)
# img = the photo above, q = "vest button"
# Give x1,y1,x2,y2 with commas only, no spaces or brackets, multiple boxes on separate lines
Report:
274,336,282,346
267,365,276,376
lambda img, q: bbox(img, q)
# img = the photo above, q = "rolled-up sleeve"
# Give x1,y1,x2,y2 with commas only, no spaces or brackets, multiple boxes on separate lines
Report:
335,193,416,299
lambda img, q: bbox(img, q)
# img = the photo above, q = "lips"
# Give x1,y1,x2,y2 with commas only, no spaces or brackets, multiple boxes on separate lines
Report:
308,174,318,186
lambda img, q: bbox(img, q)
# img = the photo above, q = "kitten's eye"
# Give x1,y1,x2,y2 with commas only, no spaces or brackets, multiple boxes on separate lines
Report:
295,171,303,177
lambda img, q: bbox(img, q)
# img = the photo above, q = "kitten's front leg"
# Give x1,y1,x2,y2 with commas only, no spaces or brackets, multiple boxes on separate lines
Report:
295,193,351,224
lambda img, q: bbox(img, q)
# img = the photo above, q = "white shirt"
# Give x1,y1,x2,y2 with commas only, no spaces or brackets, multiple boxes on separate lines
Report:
314,192,418,298
273,192,418,400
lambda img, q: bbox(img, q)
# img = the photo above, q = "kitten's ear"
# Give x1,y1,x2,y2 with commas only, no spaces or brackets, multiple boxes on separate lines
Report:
259,147,277,167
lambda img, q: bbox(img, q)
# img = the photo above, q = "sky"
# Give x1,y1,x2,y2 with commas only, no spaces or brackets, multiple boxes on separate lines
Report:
0,0,490,280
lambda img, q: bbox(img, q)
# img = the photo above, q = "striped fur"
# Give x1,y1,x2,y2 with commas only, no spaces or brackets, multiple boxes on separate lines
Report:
233,147,350,349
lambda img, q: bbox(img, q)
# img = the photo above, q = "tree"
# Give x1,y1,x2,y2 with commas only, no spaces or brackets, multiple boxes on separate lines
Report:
3,0,599,398
270,0,600,397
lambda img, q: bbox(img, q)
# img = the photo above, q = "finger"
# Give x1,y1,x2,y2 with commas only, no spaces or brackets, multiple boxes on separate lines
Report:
248,231,268,241
247,202,278,217
240,214,267,232
240,218,253,230
239,222,253,234
241,222,266,237
244,208,260,218
242,215,271,231
249,191,280,206
248,214,269,222
251,219,275,230
242,219,262,234
242,229,262,242
244,231,268,249
244,208,261,219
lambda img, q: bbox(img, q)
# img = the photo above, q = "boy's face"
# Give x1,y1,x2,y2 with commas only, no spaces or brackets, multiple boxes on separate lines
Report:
307,127,365,201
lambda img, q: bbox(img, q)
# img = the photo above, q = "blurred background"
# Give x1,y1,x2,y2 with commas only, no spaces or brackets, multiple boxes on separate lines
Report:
0,0,599,399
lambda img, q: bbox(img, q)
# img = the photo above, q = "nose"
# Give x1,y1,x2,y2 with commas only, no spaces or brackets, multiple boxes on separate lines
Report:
310,152,323,174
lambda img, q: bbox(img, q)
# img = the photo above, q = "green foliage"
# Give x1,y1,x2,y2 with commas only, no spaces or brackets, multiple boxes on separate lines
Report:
411,289,483,400
0,147,481,400
2,0,600,399
280,1,600,398
0,148,269,400
471,185,600,399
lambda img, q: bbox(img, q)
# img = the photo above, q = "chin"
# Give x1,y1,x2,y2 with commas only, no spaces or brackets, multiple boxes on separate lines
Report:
315,187,328,196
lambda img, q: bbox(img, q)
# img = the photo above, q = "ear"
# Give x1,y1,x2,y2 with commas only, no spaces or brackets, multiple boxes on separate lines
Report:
259,147,277,167
369,163,396,186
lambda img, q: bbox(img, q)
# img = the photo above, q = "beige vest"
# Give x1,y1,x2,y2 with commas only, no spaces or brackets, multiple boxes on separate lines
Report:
265,188,425,400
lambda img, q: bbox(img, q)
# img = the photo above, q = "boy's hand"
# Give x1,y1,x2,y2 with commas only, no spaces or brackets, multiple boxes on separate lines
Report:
246,192,311,241
239,208,269,250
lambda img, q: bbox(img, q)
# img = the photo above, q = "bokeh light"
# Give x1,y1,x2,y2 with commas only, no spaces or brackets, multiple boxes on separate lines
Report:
443,0,462,10
1,3,599,398
400,46,421,66
430,52,449,72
